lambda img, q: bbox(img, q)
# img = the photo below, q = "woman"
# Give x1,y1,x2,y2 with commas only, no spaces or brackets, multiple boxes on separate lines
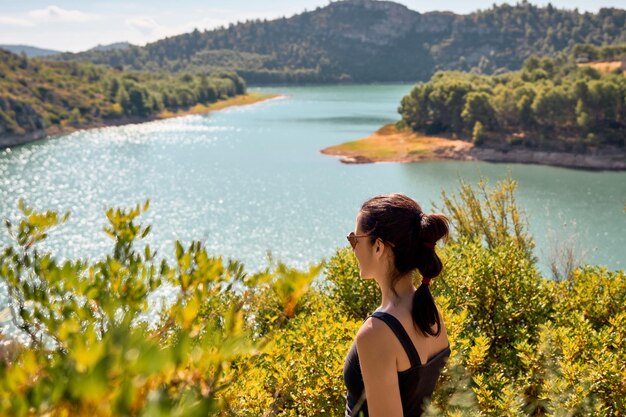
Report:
343,193,450,417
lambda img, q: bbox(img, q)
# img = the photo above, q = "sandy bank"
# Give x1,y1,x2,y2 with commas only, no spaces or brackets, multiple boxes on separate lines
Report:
320,124,626,171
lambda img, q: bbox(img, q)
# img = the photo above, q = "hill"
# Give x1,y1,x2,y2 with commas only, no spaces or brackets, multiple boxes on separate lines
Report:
0,44,62,57
0,49,247,145
87,42,133,53
51,0,626,84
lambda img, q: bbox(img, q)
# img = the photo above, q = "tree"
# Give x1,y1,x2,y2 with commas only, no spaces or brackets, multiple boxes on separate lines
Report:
517,94,534,131
575,99,592,135
462,92,497,131
198,74,210,103
115,85,131,116
108,77,120,102
532,86,571,129
399,83,432,132
472,121,486,145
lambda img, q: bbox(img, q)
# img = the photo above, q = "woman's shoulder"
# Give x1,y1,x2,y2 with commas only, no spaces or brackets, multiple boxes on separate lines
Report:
355,315,399,364
356,313,395,346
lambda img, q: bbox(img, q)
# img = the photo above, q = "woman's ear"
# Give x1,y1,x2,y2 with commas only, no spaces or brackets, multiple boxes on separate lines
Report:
374,238,384,257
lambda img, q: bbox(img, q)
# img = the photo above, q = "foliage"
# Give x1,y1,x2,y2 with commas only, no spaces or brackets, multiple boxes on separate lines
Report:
572,43,626,62
321,247,380,320
1,178,625,416
471,121,486,145
48,2,626,84
0,201,316,416
222,293,360,417
438,178,534,260
0,49,246,136
399,51,626,150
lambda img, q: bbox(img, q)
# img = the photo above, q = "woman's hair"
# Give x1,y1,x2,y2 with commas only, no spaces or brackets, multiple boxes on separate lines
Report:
359,193,449,336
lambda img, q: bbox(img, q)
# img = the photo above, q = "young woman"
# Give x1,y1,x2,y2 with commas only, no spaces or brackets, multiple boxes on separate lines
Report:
343,193,451,417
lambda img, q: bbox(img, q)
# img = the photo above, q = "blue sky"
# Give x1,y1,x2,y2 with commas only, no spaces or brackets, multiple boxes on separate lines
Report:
1,0,623,52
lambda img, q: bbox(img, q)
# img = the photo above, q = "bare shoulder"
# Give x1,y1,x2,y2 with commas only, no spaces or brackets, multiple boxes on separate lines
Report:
356,316,395,351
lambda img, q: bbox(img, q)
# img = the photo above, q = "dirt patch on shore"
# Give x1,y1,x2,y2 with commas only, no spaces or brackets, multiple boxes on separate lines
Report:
320,124,626,171
320,124,474,163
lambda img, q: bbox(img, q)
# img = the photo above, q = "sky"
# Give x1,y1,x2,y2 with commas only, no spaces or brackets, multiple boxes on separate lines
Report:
1,0,624,52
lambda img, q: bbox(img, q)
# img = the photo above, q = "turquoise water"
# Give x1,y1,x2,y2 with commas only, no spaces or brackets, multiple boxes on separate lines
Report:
0,84,624,275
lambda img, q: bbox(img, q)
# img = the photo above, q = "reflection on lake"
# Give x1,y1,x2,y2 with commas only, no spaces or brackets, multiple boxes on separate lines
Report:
0,84,624,275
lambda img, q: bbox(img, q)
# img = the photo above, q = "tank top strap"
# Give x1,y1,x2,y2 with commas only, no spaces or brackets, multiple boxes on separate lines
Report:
370,311,421,367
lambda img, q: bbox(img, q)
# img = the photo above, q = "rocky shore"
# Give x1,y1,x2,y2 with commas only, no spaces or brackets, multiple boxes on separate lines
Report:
321,124,626,171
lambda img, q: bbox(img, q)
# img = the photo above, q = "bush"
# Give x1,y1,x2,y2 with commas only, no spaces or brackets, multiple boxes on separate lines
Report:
0,200,316,416
222,294,359,416
321,247,380,320
2,178,625,416
472,121,486,145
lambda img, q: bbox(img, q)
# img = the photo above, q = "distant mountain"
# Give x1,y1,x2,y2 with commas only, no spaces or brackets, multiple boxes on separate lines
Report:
0,44,62,57
52,0,626,84
87,42,133,52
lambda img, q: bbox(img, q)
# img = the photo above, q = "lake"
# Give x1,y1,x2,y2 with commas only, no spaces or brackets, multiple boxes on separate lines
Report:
1,84,625,276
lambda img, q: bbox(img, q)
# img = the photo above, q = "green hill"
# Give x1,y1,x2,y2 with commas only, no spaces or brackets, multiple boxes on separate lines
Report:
0,49,246,140
399,45,626,150
0,44,62,57
52,0,626,84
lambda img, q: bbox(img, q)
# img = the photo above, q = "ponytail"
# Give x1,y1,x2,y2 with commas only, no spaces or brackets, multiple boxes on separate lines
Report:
413,285,440,336
358,195,449,337
412,213,449,337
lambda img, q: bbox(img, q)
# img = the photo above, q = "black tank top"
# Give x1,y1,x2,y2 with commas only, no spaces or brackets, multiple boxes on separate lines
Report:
343,311,450,417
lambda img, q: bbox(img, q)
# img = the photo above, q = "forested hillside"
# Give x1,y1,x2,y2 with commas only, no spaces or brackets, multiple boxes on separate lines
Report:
398,46,626,151
51,0,626,84
0,49,245,138
0,45,61,57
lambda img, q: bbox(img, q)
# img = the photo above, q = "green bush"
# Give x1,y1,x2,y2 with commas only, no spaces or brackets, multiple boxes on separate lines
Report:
471,121,486,145
1,178,625,416
321,247,380,320
0,200,316,416
222,294,359,417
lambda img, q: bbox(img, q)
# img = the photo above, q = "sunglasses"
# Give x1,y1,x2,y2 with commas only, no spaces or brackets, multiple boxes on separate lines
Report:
346,232,369,249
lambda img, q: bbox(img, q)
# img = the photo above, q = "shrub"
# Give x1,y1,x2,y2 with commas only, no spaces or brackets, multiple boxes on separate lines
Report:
472,121,486,145
2,178,625,416
0,200,316,416
222,294,359,416
321,247,380,320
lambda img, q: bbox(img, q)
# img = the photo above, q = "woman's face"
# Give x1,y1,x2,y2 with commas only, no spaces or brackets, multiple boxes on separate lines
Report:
353,213,384,280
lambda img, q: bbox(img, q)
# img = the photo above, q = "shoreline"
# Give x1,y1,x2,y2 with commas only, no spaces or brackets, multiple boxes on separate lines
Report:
320,124,626,171
0,93,284,150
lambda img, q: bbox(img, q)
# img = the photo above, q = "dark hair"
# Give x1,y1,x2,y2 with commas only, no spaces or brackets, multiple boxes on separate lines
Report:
359,193,449,336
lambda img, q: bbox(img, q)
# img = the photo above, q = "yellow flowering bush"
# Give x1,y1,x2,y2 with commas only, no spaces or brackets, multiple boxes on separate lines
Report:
1,178,624,416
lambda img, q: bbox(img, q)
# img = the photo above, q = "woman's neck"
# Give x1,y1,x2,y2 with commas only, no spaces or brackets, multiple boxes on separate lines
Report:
377,273,416,311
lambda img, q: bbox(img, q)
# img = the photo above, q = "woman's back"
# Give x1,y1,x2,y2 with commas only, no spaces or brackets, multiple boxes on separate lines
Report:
344,308,450,417
382,305,449,369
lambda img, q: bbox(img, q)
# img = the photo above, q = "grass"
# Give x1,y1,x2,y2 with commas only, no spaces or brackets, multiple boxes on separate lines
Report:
157,93,280,119
577,60,625,75
320,124,473,163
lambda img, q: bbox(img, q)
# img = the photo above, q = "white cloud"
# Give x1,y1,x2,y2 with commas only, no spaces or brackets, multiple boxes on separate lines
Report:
125,16,163,36
124,16,219,42
28,5,98,23
0,16,35,27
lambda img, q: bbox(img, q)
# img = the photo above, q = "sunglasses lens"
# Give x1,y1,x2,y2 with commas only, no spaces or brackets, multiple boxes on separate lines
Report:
347,232,357,249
